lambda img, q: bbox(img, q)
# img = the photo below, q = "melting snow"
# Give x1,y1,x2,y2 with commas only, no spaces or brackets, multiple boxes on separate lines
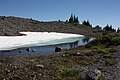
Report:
0,32,84,50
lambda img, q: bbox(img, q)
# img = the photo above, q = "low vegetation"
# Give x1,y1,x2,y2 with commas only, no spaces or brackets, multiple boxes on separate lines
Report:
58,68,82,80
87,33,120,47
86,33,120,67
105,58,117,65
0,16,120,79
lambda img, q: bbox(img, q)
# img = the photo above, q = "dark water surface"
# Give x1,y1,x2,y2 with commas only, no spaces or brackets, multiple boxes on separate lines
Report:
0,38,93,58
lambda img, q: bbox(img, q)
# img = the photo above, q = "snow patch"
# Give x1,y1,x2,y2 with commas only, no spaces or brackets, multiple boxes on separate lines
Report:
0,32,84,50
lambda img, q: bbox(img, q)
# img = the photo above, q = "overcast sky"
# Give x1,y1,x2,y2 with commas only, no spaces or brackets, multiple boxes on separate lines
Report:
0,0,120,28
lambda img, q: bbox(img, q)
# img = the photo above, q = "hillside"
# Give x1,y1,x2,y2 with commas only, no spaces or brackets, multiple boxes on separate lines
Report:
0,33,120,80
0,16,100,37
0,16,120,80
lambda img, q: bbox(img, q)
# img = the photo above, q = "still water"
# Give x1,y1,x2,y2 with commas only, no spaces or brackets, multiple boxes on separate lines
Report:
0,38,93,58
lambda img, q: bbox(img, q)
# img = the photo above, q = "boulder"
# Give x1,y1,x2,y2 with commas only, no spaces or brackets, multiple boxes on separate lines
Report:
26,48,31,52
85,69,101,80
31,49,36,52
55,46,63,52
36,64,44,68
75,52,85,56
18,51,21,53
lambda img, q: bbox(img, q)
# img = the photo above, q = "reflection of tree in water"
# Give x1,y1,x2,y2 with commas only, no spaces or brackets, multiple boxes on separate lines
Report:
82,37,90,44
69,41,79,48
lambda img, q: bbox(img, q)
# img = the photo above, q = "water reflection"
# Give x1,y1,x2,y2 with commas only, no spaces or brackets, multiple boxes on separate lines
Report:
82,37,90,44
69,41,79,48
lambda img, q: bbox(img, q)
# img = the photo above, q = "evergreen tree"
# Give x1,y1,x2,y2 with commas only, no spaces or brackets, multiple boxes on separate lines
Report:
109,25,113,31
94,25,102,30
82,21,87,25
103,24,110,31
82,20,92,27
103,24,116,32
58,19,61,22
75,17,79,23
73,14,76,22
112,28,116,32
66,20,68,23
68,14,79,24
69,13,74,23
86,20,90,26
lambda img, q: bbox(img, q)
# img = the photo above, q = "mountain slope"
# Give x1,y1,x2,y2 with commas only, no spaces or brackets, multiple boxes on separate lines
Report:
0,16,97,37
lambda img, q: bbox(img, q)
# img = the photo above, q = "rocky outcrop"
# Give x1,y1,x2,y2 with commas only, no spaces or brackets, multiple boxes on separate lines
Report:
55,46,63,52
26,48,31,52
85,69,101,80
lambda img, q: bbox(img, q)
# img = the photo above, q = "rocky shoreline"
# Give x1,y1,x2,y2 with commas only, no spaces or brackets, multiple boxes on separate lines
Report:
0,46,120,80
0,44,119,80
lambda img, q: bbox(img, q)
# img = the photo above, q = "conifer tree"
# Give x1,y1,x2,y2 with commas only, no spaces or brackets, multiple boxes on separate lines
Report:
75,17,79,23
73,14,76,22
69,13,74,23
103,24,110,31
68,14,79,24
103,24,116,32
82,20,91,27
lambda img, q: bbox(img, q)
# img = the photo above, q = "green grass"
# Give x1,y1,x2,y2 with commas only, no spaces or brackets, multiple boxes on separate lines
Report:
86,33,120,48
85,33,119,66
91,45,110,54
98,75,105,80
58,68,82,79
0,58,12,63
105,58,117,65
102,53,113,58
63,51,74,57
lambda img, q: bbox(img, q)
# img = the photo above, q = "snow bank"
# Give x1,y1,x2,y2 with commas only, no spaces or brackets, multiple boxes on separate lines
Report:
0,32,84,50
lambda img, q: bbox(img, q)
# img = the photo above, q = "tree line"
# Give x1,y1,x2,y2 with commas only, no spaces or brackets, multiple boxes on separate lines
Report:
67,14,92,27
65,13,120,33
68,13,79,23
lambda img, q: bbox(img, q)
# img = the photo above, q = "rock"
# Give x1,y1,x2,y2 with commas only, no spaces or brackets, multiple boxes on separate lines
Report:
33,76,37,80
6,51,10,52
75,52,85,56
14,66,19,70
5,68,11,73
0,62,2,65
18,51,21,53
85,69,101,80
36,64,44,68
6,76,21,80
59,69,63,72
31,49,36,52
38,73,42,76
26,48,31,52
62,54,66,57
55,46,63,52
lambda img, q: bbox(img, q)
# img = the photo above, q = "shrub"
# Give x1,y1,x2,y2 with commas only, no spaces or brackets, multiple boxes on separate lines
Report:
91,45,109,54
86,33,120,48
63,51,73,57
59,68,82,79
98,75,105,80
102,53,113,58
105,59,117,65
